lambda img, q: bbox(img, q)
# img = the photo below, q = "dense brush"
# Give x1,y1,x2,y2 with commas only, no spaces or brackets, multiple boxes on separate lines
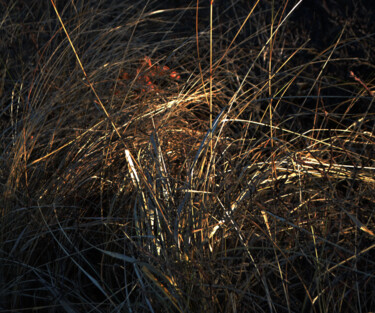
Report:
1,0,375,312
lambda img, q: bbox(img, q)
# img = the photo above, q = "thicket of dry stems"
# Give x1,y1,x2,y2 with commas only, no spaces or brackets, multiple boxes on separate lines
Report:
1,0,375,312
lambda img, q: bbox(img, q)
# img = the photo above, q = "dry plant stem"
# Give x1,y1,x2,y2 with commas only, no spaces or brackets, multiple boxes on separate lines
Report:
209,0,213,157
269,1,275,180
267,8,292,311
213,0,261,73
196,0,208,101
49,0,149,194
208,0,215,195
49,0,120,140
350,71,375,97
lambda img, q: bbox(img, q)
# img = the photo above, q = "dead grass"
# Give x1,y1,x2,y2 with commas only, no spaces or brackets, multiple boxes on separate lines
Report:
1,0,375,312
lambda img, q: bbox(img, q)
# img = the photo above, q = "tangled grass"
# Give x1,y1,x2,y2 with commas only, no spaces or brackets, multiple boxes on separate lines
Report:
1,0,375,312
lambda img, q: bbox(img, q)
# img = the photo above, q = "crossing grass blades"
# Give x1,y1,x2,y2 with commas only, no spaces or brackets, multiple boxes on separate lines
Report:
1,0,375,312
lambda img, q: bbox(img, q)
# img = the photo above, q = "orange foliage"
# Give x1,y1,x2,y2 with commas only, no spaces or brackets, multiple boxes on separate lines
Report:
114,56,180,95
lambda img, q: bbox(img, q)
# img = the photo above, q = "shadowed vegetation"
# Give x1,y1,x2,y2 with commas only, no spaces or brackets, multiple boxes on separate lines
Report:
1,0,375,312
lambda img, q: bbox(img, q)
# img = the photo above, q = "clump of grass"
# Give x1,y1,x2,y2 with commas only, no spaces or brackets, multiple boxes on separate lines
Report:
1,0,375,312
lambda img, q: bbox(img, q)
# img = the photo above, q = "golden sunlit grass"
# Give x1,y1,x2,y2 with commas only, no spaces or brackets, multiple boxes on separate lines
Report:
1,0,375,312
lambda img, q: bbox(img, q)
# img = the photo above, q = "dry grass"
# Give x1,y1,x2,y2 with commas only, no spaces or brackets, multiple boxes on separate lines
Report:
1,0,375,312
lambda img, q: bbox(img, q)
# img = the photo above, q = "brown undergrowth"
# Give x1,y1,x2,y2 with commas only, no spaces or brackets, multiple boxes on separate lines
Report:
1,0,375,312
